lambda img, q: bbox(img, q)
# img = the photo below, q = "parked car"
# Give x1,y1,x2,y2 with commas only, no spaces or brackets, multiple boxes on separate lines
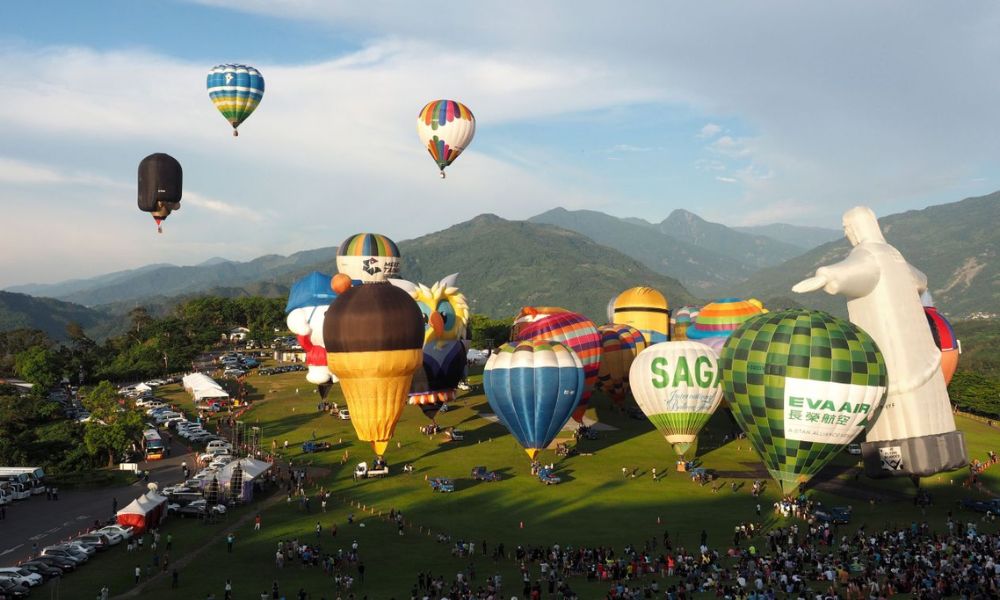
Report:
960,498,1000,513
302,441,332,453
537,468,561,485
0,568,43,587
846,443,862,455
813,506,852,524
95,525,131,542
31,555,76,572
337,409,351,420
73,533,111,551
471,466,501,482
429,477,455,493
39,546,87,564
0,578,30,598
18,561,63,580
168,498,226,517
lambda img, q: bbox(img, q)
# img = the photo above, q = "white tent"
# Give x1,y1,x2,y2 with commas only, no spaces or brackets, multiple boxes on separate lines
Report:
217,457,271,483
134,383,153,393
183,372,229,400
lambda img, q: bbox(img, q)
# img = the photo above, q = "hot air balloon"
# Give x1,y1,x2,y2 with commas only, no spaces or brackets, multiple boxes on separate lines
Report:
687,298,765,350
922,296,960,386
323,283,424,456
630,341,723,456
286,272,338,386
671,305,700,341
416,100,475,178
612,287,670,344
721,310,888,496
605,295,618,325
207,64,264,136
483,340,584,460
336,233,401,286
137,153,182,234
595,324,647,406
391,274,471,421
512,307,601,422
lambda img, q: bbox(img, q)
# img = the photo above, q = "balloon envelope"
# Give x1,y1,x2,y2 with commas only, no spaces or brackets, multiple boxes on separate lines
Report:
721,309,888,496
612,287,670,344
206,64,264,135
483,340,584,460
336,233,401,285
671,305,701,341
687,298,764,344
417,100,476,176
630,341,722,456
596,324,647,405
324,283,424,455
512,308,600,422
924,307,959,385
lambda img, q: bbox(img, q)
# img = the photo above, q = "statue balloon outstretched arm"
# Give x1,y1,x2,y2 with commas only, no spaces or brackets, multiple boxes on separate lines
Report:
792,250,879,299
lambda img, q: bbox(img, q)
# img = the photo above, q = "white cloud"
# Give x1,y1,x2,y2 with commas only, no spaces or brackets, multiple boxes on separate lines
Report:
715,176,738,183
697,123,722,139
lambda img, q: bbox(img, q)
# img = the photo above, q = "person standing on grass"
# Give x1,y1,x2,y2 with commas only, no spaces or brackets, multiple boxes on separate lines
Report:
134,565,141,584
224,579,232,599
226,533,235,553
255,514,262,531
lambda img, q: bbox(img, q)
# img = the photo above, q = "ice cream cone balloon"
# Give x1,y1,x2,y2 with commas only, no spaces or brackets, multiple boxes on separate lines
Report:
324,282,424,456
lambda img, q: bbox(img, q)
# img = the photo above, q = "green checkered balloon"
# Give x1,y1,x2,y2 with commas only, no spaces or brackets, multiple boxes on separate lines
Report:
721,309,887,496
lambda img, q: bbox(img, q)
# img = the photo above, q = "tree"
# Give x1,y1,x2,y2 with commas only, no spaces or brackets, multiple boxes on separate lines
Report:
81,381,143,466
469,315,512,349
14,345,63,390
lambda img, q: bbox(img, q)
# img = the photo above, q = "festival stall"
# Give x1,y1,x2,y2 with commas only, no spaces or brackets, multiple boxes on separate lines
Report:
115,489,168,534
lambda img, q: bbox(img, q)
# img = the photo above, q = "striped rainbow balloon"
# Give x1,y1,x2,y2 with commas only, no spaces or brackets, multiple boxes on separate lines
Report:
416,100,476,177
207,64,264,136
512,307,601,423
686,298,766,344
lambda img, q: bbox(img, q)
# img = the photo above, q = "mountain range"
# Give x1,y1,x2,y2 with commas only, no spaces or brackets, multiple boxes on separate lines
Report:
3,191,997,340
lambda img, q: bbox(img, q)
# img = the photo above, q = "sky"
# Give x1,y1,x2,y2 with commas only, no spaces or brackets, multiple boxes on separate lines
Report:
1,1,999,288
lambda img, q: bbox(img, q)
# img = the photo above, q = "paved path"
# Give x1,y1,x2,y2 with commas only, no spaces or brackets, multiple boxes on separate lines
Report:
0,437,197,567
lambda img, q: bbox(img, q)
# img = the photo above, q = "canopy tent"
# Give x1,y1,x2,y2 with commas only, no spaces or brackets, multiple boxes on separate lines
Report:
182,372,229,400
216,457,272,502
193,387,230,401
116,490,168,534
134,383,153,393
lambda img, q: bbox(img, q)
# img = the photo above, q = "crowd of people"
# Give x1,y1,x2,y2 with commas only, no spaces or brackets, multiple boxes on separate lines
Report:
396,509,1000,600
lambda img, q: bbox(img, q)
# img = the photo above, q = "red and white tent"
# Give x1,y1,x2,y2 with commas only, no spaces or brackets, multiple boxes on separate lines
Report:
116,489,168,534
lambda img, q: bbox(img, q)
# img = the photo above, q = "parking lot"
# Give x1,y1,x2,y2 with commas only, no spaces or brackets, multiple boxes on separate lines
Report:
0,437,193,568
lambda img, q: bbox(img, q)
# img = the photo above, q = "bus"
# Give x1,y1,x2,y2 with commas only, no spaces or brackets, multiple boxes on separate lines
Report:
143,429,166,460
0,467,46,495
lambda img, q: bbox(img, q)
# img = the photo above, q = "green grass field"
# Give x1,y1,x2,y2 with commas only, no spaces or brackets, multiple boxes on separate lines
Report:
56,363,1000,599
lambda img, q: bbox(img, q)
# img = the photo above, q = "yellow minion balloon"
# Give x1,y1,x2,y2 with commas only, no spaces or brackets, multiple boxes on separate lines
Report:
612,287,670,344
323,283,424,456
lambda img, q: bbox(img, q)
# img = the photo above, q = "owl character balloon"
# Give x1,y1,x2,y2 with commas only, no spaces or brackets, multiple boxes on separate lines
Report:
390,274,471,421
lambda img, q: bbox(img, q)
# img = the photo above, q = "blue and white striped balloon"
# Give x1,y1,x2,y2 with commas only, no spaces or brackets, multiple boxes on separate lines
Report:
483,340,584,460
207,64,265,136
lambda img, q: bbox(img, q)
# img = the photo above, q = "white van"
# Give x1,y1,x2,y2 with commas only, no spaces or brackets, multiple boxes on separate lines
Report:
206,440,233,453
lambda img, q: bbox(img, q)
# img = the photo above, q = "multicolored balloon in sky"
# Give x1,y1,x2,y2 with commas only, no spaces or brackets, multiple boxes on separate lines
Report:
336,233,401,285
512,307,601,422
207,64,264,136
611,287,670,344
417,100,476,178
324,282,424,456
595,324,647,406
631,341,723,457
483,340,584,460
721,309,888,496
